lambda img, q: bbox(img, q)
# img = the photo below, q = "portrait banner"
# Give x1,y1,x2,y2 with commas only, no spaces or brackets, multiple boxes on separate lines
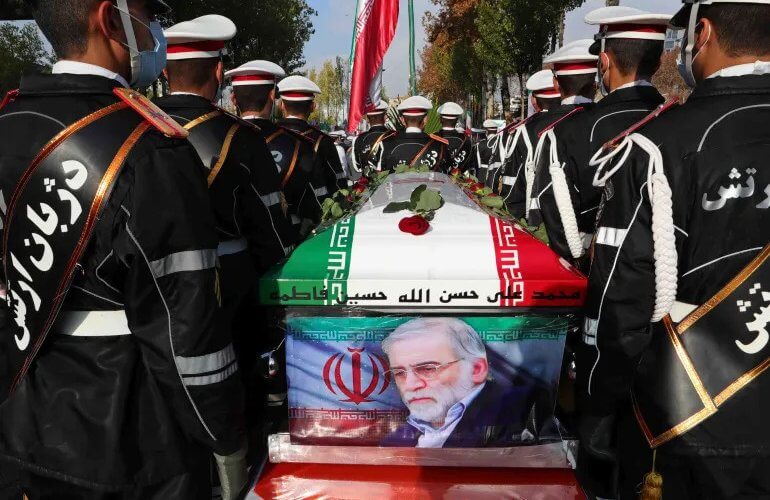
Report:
286,313,569,447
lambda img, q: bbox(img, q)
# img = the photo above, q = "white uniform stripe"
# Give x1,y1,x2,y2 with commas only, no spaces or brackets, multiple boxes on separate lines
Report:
149,249,217,278
176,344,236,376
260,191,282,207
183,362,238,386
314,186,329,197
595,226,627,248
502,175,516,186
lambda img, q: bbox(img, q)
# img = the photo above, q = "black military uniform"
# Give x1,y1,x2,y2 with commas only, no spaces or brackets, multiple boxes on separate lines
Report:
156,93,294,299
0,72,244,496
528,100,594,227
438,127,473,173
472,131,502,183
377,130,449,172
352,124,390,175
246,116,328,237
279,118,348,192
581,70,770,500
537,85,664,262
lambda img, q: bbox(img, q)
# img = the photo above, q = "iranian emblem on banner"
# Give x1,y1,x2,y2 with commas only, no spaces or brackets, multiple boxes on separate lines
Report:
347,0,399,133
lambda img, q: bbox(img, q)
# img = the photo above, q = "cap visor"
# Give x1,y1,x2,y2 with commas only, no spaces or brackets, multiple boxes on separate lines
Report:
670,5,690,28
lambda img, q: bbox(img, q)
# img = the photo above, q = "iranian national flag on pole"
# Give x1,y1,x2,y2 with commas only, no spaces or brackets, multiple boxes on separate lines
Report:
346,0,399,133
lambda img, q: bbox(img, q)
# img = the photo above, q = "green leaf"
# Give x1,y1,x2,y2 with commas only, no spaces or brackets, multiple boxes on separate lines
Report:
395,163,410,174
410,184,428,207
480,196,504,208
383,201,410,213
331,203,344,219
415,188,443,212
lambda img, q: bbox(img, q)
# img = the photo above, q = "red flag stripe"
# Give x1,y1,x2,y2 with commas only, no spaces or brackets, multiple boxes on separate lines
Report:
347,0,399,133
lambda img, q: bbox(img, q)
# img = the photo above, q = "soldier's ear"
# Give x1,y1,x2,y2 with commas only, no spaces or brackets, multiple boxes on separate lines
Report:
269,88,276,101
215,60,225,86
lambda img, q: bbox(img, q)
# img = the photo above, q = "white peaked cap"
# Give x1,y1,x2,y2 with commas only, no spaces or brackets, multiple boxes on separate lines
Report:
526,69,561,98
366,100,389,115
165,15,236,61
397,95,433,116
544,39,598,76
225,60,285,86
437,102,464,117
277,75,322,101
482,119,498,129
586,6,671,54
671,0,770,27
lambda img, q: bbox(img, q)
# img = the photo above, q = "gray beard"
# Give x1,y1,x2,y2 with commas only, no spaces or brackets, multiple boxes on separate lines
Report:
403,363,477,427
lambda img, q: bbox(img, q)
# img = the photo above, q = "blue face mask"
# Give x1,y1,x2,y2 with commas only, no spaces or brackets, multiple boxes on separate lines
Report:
114,1,167,88
129,21,167,89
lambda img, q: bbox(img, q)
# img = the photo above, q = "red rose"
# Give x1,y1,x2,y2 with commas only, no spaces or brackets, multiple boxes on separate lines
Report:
487,193,499,197
356,177,370,186
346,195,354,202
398,215,430,236
472,182,485,192
450,168,461,177
352,184,366,195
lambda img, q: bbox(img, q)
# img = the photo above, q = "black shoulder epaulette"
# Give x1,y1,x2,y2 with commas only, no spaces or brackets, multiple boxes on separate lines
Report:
537,106,586,138
601,98,681,151
429,133,449,145
113,88,188,139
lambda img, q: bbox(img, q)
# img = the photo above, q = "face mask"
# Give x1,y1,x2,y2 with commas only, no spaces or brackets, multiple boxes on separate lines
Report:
678,8,711,90
114,0,167,88
598,53,610,97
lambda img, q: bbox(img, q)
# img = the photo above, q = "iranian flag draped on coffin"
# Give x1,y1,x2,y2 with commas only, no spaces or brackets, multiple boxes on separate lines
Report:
260,172,587,449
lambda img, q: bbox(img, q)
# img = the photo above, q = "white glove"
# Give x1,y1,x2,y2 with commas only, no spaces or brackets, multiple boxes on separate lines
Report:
214,445,248,500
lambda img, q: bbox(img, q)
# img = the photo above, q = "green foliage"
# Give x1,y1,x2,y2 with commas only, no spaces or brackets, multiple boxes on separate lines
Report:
384,184,445,220
0,22,54,95
474,0,584,80
0,0,31,20
307,57,347,128
163,0,316,73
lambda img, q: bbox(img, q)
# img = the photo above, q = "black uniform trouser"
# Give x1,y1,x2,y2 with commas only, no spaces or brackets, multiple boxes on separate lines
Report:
616,410,770,500
0,460,211,500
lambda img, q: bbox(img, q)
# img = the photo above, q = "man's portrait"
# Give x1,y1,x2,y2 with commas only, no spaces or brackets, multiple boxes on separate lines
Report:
380,317,534,448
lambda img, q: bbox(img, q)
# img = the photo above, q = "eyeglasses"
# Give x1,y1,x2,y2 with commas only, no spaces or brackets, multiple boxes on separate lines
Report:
387,359,461,381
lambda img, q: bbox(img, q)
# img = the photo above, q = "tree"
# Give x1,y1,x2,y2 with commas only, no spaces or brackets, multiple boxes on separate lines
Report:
474,0,585,118
418,0,487,122
606,0,620,6
0,0,32,20
163,0,316,72
0,22,54,94
652,50,691,102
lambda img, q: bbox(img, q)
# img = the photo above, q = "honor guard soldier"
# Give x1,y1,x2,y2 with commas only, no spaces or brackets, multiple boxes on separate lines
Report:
472,119,502,182
579,1,770,498
156,16,296,426
494,70,561,218
276,75,349,192
437,102,473,173
351,100,390,176
527,39,597,228
536,7,668,265
0,1,246,498
227,60,328,238
377,95,450,172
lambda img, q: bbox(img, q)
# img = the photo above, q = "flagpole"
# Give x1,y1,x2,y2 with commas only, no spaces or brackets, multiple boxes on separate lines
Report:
408,0,417,94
